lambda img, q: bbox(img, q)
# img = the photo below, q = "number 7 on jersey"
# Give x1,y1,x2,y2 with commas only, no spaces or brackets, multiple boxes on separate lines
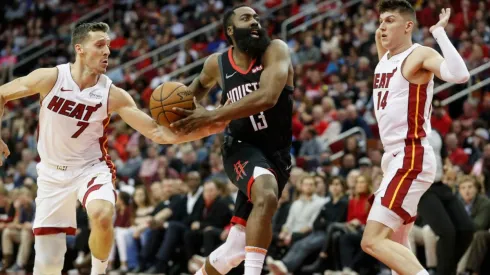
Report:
72,121,89,138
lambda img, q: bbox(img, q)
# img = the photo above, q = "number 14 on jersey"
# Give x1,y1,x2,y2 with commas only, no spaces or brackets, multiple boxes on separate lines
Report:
376,91,389,110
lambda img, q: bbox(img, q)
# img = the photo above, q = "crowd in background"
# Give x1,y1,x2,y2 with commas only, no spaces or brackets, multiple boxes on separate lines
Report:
0,0,490,274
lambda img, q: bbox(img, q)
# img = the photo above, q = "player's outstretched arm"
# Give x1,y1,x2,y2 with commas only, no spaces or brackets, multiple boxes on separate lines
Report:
109,85,226,145
420,8,470,83
210,39,290,122
187,53,220,100
0,68,57,165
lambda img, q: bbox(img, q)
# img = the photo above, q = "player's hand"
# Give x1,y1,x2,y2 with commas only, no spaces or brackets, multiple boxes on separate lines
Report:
430,8,451,33
171,97,215,134
0,139,10,166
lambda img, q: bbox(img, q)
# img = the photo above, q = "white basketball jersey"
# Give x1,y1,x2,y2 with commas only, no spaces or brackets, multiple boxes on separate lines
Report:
37,64,115,175
373,44,434,149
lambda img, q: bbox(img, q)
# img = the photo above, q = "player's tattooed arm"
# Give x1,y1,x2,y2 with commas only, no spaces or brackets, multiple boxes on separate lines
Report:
187,53,220,101
170,40,290,133
0,68,57,165
109,85,225,145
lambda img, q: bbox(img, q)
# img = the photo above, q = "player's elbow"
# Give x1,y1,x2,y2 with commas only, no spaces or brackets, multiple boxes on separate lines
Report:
457,71,470,83
260,95,278,110
155,134,177,145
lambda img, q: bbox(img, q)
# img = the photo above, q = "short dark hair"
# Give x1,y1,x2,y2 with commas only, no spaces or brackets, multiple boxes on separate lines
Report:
377,0,416,20
222,4,249,44
71,22,110,47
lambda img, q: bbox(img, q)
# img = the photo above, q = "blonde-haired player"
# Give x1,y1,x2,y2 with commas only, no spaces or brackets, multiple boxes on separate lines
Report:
0,22,225,275
361,1,469,275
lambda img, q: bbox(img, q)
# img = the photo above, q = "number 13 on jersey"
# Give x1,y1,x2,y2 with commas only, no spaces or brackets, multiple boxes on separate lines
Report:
250,112,268,131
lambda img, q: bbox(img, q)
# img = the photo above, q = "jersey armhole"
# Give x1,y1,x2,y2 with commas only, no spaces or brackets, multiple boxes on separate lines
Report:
107,84,113,117
218,53,227,103
40,67,60,106
400,45,431,84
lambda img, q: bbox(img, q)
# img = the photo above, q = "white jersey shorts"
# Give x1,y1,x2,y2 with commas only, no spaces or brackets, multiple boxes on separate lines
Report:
33,161,116,236
368,139,436,230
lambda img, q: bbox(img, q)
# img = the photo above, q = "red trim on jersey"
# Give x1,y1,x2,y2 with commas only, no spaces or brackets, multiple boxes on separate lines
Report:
267,168,278,180
82,183,103,207
231,216,247,227
407,83,428,139
381,139,424,224
228,48,256,74
33,227,77,236
37,100,42,143
87,177,96,188
246,169,278,202
98,117,116,183
247,176,255,201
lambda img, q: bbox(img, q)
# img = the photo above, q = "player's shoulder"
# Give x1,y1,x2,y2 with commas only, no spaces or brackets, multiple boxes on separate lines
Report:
204,52,221,67
202,52,221,73
108,84,133,113
27,67,58,82
109,84,125,95
22,67,59,95
266,39,289,53
263,39,290,60
411,45,440,59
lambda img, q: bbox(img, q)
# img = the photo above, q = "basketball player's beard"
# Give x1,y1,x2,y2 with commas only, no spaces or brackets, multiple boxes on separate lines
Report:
232,26,271,58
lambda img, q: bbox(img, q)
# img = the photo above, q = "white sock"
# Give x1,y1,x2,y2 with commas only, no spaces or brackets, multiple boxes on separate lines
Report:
416,270,429,275
195,266,206,275
244,246,267,275
91,255,109,275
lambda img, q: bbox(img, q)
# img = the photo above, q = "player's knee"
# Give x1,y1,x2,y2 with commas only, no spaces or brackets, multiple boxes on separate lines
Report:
87,201,114,231
34,236,66,275
360,235,377,254
34,256,64,275
254,190,278,214
251,176,278,213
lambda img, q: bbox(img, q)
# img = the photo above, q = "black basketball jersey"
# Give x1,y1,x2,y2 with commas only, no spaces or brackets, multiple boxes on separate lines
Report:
218,48,293,153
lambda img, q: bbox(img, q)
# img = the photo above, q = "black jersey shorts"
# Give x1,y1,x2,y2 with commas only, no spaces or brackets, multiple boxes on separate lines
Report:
221,135,291,226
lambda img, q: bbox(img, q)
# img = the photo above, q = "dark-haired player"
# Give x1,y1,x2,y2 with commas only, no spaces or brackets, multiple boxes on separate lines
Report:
361,1,469,274
171,4,294,275
0,22,223,275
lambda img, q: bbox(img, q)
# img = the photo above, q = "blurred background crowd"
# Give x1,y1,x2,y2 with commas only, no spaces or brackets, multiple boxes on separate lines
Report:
0,0,489,274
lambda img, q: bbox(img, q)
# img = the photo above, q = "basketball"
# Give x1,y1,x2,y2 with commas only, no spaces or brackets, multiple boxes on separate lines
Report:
149,82,195,128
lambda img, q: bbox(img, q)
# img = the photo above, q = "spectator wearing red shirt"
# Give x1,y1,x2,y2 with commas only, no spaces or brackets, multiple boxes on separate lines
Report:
431,99,453,137
450,0,474,38
312,105,329,135
446,132,469,167
346,175,371,226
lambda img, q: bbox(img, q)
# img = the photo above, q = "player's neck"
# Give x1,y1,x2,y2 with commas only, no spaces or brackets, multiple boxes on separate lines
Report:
232,47,254,70
70,62,100,90
387,41,413,59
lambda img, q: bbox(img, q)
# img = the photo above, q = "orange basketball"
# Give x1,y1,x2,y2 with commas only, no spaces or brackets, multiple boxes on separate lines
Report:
149,82,194,128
